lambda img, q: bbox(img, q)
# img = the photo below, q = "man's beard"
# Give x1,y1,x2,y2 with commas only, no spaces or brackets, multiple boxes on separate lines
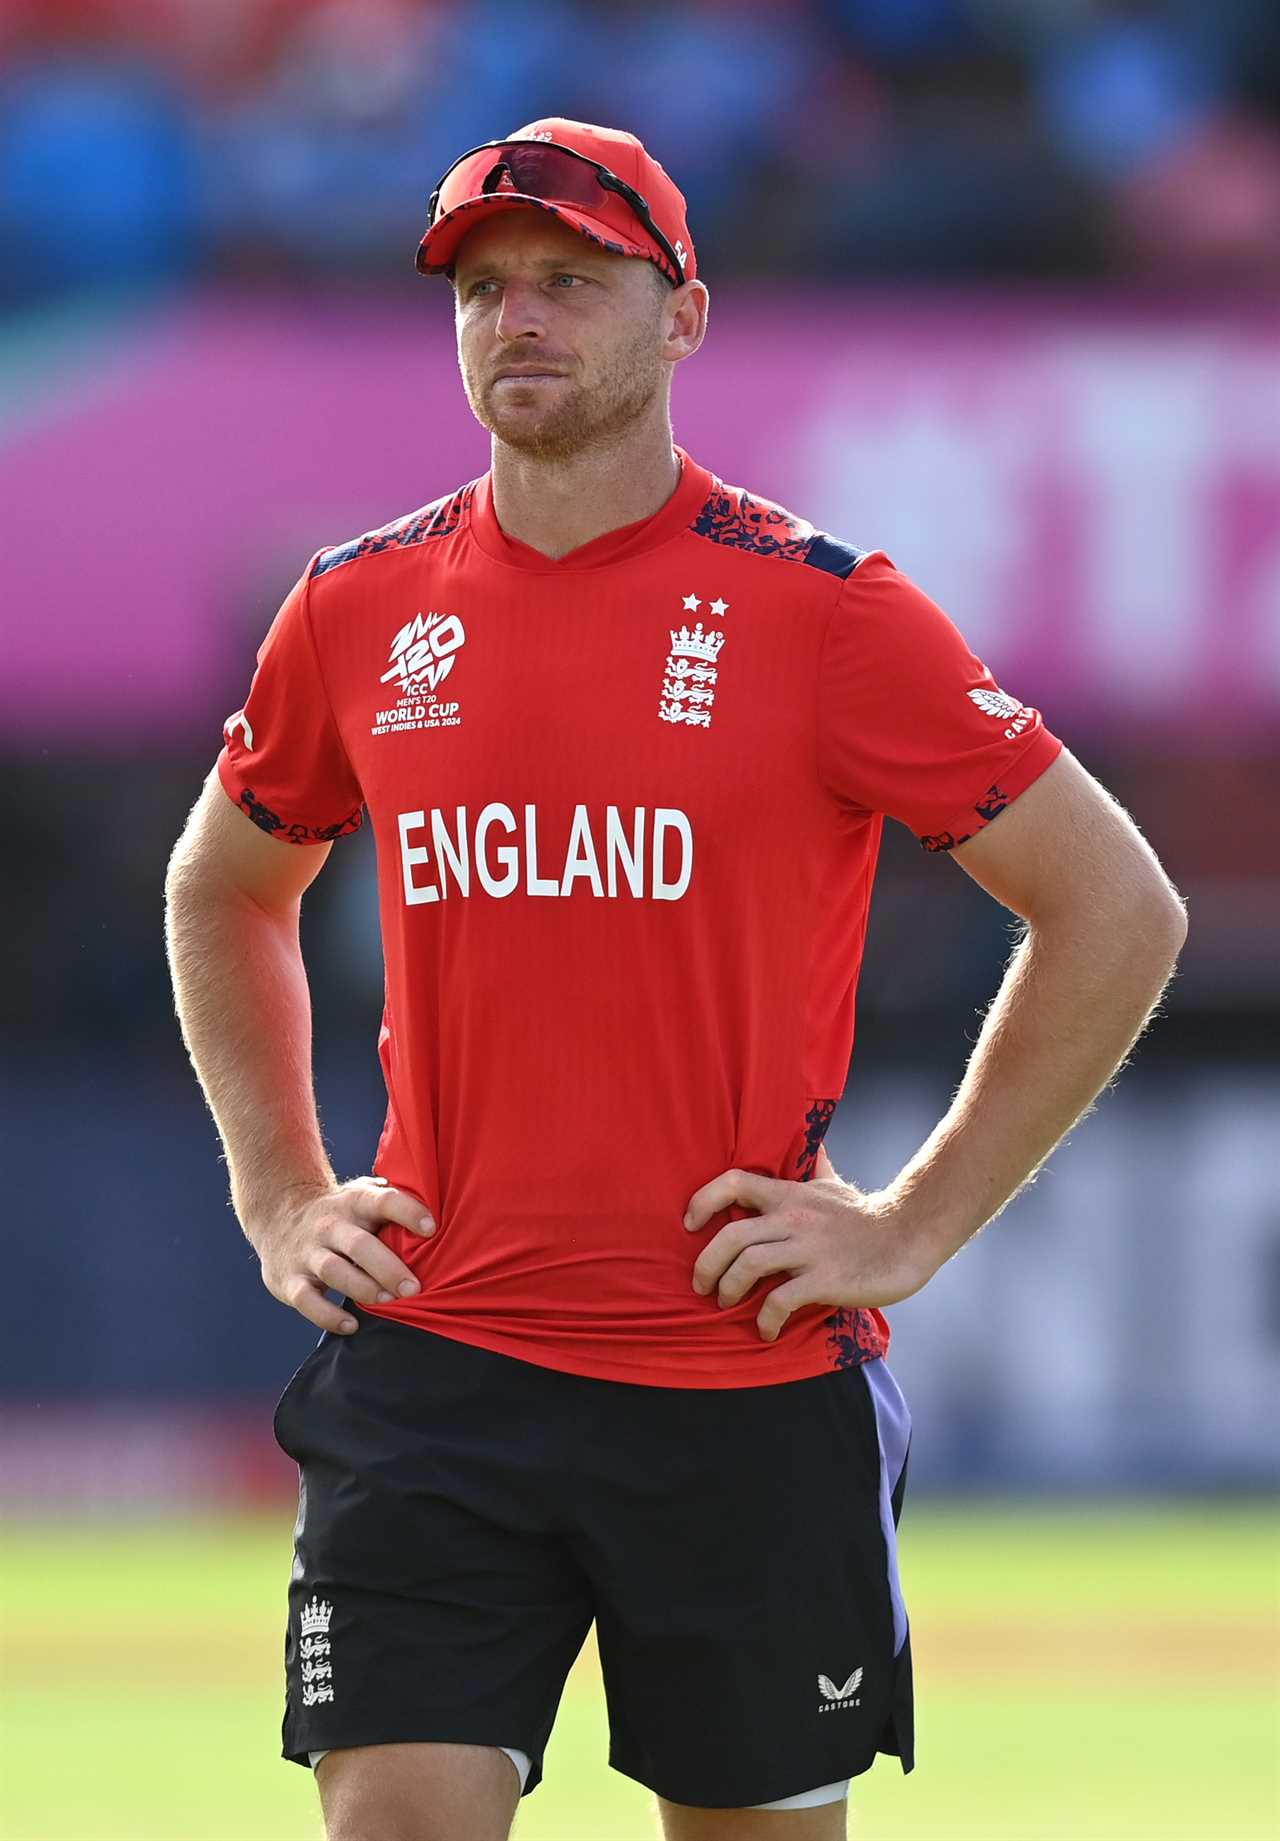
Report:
464,335,664,462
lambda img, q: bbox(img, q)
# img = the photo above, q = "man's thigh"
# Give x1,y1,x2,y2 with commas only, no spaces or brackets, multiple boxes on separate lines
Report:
657,1795,847,1840
316,1741,521,1841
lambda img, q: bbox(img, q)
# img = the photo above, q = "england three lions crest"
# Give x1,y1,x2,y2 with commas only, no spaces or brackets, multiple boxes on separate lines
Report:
659,594,727,730
298,1595,336,1707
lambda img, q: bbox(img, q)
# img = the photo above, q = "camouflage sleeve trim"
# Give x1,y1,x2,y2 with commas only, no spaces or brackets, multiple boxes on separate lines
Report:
235,788,364,845
920,781,1020,851
918,728,1064,851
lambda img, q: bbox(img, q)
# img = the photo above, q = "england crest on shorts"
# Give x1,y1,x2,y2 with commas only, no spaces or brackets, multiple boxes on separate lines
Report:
299,1595,335,1706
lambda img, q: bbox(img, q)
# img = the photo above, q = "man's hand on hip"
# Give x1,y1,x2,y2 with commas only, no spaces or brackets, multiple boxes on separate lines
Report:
683,1148,932,1342
248,1178,435,1334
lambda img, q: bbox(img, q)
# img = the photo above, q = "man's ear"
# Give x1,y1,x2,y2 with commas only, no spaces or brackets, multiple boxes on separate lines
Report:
666,279,709,362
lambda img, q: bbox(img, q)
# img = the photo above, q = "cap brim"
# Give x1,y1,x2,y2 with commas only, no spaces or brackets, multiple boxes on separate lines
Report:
416,193,655,276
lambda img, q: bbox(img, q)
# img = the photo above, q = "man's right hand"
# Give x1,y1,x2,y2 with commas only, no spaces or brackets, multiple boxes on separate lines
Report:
249,1178,436,1333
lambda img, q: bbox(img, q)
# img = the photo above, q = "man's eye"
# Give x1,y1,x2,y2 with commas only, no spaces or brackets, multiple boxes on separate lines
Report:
470,280,497,297
552,273,582,288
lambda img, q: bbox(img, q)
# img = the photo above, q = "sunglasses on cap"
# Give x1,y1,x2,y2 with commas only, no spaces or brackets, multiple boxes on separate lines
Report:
427,140,687,288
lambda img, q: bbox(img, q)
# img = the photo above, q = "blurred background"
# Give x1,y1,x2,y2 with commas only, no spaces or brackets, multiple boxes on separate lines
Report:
1,1,1277,1838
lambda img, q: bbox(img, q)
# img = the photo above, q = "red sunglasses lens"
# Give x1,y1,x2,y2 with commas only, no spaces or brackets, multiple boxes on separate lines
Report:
437,145,608,218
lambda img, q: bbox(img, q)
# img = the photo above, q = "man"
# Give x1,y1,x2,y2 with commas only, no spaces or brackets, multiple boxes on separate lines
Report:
165,119,1187,1841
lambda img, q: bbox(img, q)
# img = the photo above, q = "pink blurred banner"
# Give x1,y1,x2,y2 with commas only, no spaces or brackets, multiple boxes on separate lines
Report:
4,290,1278,748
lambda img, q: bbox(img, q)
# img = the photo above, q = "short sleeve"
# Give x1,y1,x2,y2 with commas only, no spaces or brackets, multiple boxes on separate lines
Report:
817,554,1063,851
216,557,364,845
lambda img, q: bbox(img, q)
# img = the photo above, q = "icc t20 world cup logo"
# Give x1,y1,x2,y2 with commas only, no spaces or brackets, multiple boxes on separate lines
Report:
381,611,466,696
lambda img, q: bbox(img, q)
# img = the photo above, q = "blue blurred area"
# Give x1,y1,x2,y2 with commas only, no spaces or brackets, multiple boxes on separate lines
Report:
0,50,196,302
1,0,1279,307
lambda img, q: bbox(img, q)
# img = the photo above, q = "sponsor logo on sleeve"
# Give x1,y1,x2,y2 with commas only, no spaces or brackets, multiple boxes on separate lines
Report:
967,685,1033,739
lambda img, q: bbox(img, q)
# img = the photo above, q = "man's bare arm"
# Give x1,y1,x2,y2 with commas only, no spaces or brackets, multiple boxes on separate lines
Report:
164,772,432,1332
875,746,1187,1266
684,748,1189,1339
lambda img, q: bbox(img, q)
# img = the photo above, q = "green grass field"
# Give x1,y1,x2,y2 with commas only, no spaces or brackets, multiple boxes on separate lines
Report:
3,1503,1276,1841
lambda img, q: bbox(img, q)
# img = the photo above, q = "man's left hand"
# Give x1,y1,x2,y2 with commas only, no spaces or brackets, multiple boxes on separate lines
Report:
683,1148,934,1342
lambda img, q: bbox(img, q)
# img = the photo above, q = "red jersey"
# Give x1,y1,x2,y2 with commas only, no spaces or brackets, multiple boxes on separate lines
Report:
217,449,1062,1386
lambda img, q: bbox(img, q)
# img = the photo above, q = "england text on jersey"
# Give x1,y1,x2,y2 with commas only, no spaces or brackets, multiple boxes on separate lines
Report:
398,804,694,904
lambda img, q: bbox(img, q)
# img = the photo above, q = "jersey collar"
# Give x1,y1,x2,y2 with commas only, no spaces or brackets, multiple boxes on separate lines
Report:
469,446,711,572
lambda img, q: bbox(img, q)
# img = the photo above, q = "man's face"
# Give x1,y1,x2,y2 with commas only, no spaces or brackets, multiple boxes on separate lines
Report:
452,211,674,461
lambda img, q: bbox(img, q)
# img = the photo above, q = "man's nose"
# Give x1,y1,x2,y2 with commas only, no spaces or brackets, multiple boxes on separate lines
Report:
494,279,547,343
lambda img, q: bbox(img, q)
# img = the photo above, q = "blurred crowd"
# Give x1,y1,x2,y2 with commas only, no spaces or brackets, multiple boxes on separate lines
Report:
2,0,1280,310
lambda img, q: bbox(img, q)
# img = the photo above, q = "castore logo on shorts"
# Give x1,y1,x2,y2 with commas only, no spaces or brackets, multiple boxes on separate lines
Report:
816,1667,862,1713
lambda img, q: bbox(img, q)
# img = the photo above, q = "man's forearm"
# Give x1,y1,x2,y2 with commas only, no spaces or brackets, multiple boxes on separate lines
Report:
884,893,1187,1271
164,876,336,1235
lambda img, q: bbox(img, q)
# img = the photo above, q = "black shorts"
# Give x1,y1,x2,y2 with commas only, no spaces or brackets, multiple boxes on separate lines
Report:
273,1310,914,1810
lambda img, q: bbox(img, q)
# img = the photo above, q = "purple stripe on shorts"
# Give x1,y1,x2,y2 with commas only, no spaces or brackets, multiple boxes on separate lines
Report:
859,1358,910,1656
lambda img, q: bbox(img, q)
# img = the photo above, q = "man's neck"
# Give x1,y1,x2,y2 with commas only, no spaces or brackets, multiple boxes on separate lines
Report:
489,421,681,560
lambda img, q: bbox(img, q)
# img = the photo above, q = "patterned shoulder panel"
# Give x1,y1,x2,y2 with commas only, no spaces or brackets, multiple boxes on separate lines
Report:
690,476,868,578
312,482,477,578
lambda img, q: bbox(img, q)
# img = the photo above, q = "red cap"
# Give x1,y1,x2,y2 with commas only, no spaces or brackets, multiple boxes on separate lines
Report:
416,118,695,286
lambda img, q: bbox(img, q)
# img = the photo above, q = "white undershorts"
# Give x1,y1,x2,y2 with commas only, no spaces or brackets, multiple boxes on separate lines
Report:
308,1748,849,1809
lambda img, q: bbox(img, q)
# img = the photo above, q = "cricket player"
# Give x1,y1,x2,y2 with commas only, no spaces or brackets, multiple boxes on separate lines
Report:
165,119,1187,1841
